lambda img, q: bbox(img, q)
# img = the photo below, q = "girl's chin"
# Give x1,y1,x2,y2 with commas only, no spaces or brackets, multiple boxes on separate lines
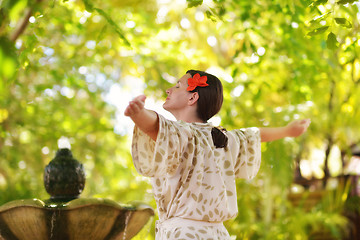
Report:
162,104,173,114
163,102,169,110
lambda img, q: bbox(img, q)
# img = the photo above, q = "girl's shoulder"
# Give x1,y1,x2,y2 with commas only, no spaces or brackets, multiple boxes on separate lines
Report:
157,114,193,137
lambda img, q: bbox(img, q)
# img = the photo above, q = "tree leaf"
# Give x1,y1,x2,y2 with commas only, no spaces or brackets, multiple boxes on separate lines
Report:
337,0,356,4
0,36,18,81
307,26,329,36
187,0,203,8
205,10,218,22
94,8,131,47
326,32,338,49
310,12,331,23
334,17,346,24
82,0,94,12
311,0,328,7
334,17,352,28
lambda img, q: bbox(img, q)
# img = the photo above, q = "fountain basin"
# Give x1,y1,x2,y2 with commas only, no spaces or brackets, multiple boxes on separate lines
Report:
0,198,154,240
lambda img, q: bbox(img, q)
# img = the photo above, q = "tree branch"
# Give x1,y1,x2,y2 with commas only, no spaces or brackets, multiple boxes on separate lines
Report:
9,8,32,42
9,0,43,42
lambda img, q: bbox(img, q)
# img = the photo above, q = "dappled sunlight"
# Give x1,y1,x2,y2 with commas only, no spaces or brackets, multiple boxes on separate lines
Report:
1,0,360,239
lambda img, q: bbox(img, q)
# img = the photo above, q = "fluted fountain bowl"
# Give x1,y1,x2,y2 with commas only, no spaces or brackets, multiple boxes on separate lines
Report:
0,198,154,240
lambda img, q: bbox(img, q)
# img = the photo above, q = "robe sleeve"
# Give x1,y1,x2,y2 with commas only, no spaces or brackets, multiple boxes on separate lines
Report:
131,114,191,178
230,127,261,180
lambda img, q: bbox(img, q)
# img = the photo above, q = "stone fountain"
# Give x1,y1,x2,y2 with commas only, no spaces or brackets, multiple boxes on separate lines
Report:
0,148,154,240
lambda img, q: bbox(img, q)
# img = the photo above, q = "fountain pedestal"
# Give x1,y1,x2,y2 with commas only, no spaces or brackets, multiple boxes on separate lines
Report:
0,198,153,240
0,149,154,240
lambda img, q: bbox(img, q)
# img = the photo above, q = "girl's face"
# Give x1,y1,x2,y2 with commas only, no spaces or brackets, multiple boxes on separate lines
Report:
163,73,193,113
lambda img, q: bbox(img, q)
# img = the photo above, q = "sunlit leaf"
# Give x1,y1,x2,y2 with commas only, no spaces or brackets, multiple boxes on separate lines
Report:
82,0,94,12
309,12,331,24
8,0,28,22
307,26,329,36
335,18,346,24
326,32,338,49
0,36,18,80
334,17,352,28
94,8,131,47
310,0,328,7
205,10,218,22
186,0,203,8
337,0,356,4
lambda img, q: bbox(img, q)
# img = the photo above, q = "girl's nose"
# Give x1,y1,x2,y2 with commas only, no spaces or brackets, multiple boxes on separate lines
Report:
166,88,171,94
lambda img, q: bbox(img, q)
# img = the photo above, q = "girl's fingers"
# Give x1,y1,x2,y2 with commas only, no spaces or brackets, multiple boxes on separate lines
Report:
135,94,146,102
124,105,134,116
124,103,135,116
124,99,144,116
287,119,311,137
130,101,141,112
130,100,144,112
300,119,311,125
300,119,311,130
124,95,147,117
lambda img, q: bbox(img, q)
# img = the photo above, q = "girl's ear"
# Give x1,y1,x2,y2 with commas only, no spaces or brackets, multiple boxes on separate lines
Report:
188,92,199,106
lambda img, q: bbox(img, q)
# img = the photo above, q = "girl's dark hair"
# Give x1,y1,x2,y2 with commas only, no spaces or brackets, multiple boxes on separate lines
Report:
211,127,228,148
186,69,228,148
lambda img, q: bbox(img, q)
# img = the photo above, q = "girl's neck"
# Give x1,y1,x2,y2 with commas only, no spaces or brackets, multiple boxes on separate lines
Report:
178,116,205,123
171,110,204,123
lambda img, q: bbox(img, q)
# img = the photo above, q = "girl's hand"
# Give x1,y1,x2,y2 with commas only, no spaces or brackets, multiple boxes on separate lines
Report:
124,95,147,117
286,119,311,137
124,95,159,141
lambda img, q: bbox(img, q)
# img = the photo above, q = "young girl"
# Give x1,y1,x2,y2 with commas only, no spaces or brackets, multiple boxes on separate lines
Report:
125,70,310,239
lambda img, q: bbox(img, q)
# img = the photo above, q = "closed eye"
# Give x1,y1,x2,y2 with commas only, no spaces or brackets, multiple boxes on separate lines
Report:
175,81,180,88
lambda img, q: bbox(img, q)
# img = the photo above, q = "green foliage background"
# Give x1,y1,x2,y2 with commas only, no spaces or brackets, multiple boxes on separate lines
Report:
1,0,360,239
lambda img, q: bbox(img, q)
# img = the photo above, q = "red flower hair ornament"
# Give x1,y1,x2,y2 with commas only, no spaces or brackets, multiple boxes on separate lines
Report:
187,73,209,91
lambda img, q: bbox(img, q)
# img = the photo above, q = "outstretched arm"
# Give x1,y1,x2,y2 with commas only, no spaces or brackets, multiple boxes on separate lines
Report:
260,119,311,142
124,95,159,141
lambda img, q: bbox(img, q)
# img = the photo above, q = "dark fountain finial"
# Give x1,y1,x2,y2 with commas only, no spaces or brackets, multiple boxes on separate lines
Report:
44,148,85,202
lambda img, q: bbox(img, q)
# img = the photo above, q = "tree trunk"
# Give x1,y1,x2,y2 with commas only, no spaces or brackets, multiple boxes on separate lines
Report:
323,136,333,188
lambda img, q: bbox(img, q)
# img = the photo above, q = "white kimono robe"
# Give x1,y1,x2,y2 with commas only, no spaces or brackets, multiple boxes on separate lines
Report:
132,114,261,239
